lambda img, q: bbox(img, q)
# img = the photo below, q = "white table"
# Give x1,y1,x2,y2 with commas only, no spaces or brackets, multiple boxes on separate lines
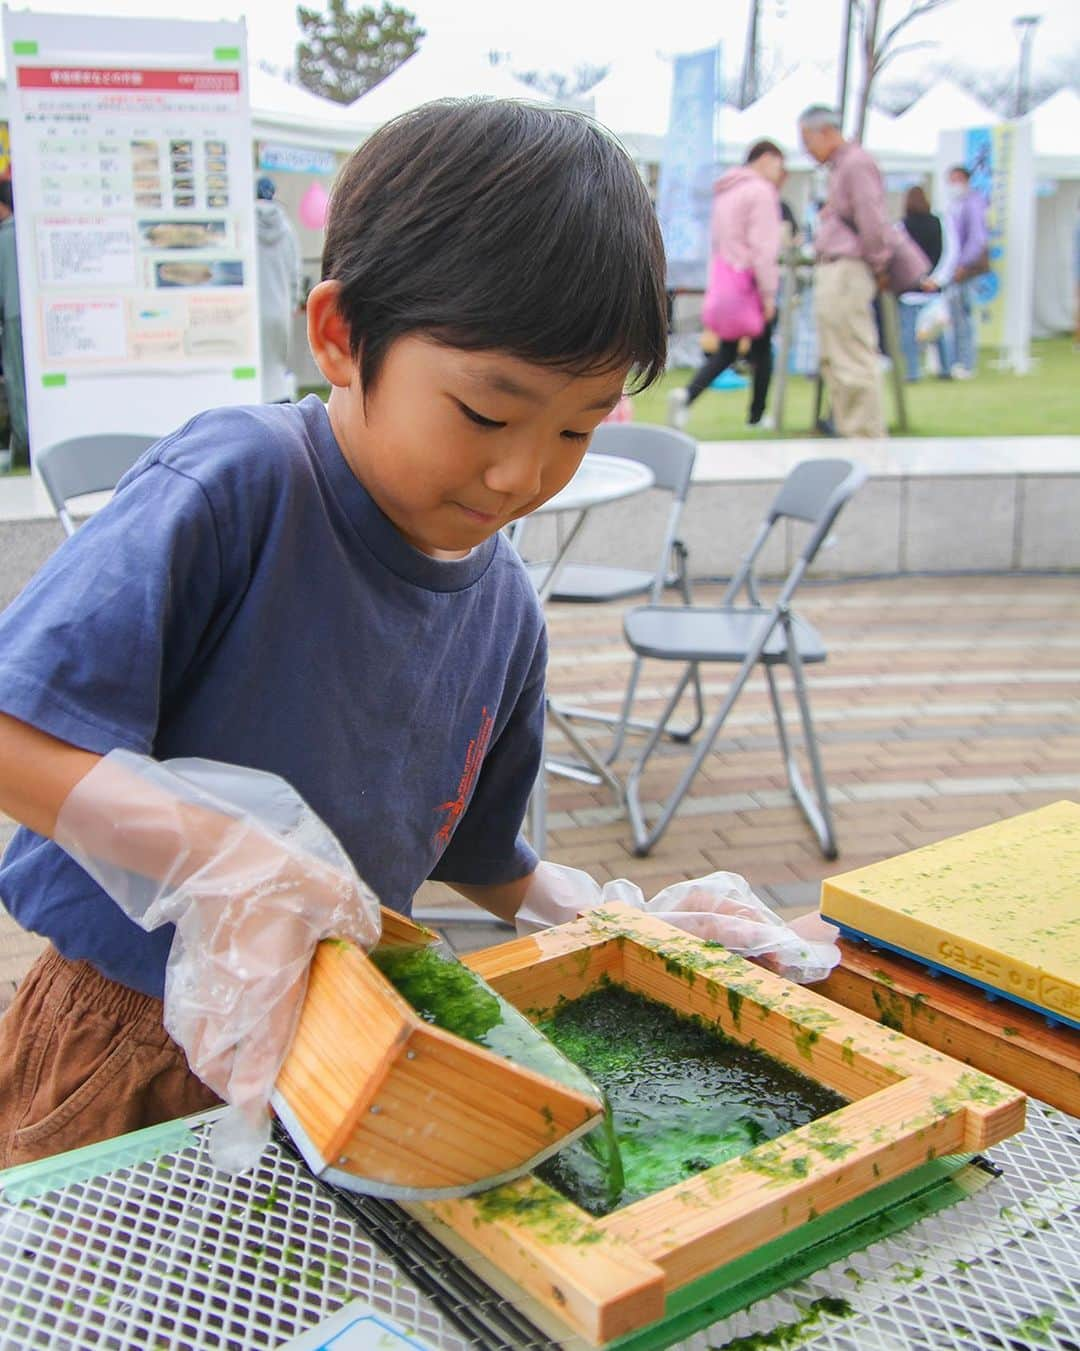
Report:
510,452,654,602
509,453,656,853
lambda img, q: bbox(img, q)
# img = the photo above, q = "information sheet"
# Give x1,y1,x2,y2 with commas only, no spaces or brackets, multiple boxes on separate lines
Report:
3,11,259,451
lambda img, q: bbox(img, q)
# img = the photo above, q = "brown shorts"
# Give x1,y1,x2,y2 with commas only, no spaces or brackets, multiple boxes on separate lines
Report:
0,945,220,1169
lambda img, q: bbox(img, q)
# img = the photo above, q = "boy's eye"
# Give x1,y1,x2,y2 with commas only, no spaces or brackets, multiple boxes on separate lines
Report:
561,429,591,442
457,400,506,430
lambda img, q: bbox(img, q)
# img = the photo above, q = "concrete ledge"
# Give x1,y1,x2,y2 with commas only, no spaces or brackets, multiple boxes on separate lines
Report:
520,435,1080,580
1,435,1077,608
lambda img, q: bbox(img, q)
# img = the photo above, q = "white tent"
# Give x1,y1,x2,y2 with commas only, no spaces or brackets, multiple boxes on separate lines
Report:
1030,87,1080,160
891,81,998,144
248,66,366,151
590,50,673,141
347,43,546,127
717,62,838,156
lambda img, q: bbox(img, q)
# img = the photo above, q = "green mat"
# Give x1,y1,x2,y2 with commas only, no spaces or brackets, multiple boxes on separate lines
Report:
610,1154,987,1350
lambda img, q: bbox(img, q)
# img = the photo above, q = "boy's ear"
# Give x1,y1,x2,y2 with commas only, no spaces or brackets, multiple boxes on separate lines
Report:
306,280,356,389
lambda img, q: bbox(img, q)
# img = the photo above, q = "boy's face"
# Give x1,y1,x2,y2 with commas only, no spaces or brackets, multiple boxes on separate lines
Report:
317,320,628,559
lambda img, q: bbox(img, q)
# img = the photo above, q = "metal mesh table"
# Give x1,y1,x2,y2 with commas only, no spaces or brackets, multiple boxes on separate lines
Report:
1,1101,1076,1350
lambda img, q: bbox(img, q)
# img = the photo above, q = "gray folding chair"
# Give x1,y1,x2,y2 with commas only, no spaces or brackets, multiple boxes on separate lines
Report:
533,423,705,764
36,433,159,536
623,458,868,858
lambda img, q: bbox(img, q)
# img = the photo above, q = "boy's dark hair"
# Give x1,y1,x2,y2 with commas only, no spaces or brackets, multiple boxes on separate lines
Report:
948,165,972,181
323,99,667,393
746,139,783,165
0,179,12,213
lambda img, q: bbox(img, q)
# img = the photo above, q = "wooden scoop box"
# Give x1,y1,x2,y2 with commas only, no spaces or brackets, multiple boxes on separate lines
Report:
272,910,603,1200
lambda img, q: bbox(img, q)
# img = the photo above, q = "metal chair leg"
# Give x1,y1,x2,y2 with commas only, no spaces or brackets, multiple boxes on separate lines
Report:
559,651,704,763
625,663,698,853
762,624,836,858
626,614,780,856
784,629,838,859
545,700,624,800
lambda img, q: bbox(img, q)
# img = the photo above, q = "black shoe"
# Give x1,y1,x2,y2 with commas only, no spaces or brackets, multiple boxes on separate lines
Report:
815,416,838,438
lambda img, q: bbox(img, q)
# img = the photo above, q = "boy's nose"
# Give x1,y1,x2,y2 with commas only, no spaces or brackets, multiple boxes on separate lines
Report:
483,446,544,502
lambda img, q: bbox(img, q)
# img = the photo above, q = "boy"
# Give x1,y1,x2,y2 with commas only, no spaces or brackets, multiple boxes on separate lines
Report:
0,99,667,1167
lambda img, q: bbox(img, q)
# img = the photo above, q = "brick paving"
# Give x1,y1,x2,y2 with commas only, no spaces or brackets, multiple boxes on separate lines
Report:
1,574,1078,1003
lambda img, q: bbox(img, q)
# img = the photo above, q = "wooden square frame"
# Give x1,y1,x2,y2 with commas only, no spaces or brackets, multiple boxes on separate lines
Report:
411,904,1026,1346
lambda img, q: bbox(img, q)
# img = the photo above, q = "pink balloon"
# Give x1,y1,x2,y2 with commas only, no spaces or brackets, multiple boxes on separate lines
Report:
298,181,329,231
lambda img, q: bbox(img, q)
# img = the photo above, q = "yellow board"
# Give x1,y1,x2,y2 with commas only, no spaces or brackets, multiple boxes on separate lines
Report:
820,801,1080,1028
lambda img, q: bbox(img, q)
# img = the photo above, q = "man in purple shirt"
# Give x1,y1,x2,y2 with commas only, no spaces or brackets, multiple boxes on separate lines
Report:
799,105,888,438
943,165,989,378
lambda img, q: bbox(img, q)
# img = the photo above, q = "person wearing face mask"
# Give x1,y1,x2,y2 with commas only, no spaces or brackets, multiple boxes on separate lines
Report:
942,165,989,379
668,140,785,432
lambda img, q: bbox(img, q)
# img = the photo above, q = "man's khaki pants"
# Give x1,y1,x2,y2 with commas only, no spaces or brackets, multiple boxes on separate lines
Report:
815,258,885,439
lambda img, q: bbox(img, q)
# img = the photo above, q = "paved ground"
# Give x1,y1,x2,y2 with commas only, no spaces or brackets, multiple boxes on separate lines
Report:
2,572,1077,1002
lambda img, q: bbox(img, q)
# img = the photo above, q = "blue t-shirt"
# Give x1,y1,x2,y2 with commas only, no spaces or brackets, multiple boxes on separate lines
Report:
0,397,544,997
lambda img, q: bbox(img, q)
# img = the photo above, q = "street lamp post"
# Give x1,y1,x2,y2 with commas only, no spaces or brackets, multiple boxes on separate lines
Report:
1012,14,1041,118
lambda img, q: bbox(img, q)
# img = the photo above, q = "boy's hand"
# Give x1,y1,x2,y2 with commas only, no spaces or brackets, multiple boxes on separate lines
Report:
54,750,381,1171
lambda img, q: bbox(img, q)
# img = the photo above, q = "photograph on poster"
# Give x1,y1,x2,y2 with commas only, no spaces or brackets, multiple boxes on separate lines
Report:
139,219,228,249
134,193,163,208
206,155,228,173
207,193,229,208
155,259,243,287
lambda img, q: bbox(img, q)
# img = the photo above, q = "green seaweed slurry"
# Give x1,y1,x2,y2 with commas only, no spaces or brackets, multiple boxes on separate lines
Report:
368,941,598,1100
532,983,847,1217
581,1100,625,1210
708,1295,854,1349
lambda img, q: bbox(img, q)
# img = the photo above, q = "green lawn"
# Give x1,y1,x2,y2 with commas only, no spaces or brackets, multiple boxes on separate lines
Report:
631,336,1080,440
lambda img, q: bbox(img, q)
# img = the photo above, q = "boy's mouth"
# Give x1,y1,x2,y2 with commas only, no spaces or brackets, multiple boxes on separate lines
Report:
454,502,500,525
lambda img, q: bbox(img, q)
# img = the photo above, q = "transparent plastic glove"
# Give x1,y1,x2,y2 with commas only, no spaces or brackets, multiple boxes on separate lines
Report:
514,860,604,934
515,862,838,984
639,872,841,984
54,750,381,1172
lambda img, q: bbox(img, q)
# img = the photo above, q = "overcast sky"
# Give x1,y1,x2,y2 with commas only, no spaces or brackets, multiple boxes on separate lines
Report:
1,0,1077,91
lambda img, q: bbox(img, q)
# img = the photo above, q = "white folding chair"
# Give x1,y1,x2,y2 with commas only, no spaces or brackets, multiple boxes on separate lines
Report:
623,458,868,858
531,423,705,764
35,433,158,536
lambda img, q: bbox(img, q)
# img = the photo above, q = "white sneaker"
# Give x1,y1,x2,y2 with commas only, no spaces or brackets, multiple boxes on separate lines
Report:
748,412,776,432
667,387,689,430
950,364,974,380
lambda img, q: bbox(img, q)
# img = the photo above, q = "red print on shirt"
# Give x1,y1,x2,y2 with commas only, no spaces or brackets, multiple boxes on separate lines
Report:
435,706,495,846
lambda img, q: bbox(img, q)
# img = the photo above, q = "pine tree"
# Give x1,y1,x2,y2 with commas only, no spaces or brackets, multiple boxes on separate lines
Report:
295,0,424,105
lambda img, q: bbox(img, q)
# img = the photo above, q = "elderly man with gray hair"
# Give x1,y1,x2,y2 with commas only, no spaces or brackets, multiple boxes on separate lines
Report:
799,105,889,438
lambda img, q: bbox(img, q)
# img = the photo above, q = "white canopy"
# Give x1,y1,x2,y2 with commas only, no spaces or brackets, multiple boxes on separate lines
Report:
248,66,366,151
1029,87,1080,159
589,50,674,141
347,42,546,127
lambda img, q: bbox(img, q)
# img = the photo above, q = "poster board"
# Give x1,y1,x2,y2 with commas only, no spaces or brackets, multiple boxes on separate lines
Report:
937,121,1035,374
2,8,259,455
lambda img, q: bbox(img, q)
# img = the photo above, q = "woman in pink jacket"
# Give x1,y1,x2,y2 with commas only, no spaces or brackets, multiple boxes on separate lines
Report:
669,139,784,430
